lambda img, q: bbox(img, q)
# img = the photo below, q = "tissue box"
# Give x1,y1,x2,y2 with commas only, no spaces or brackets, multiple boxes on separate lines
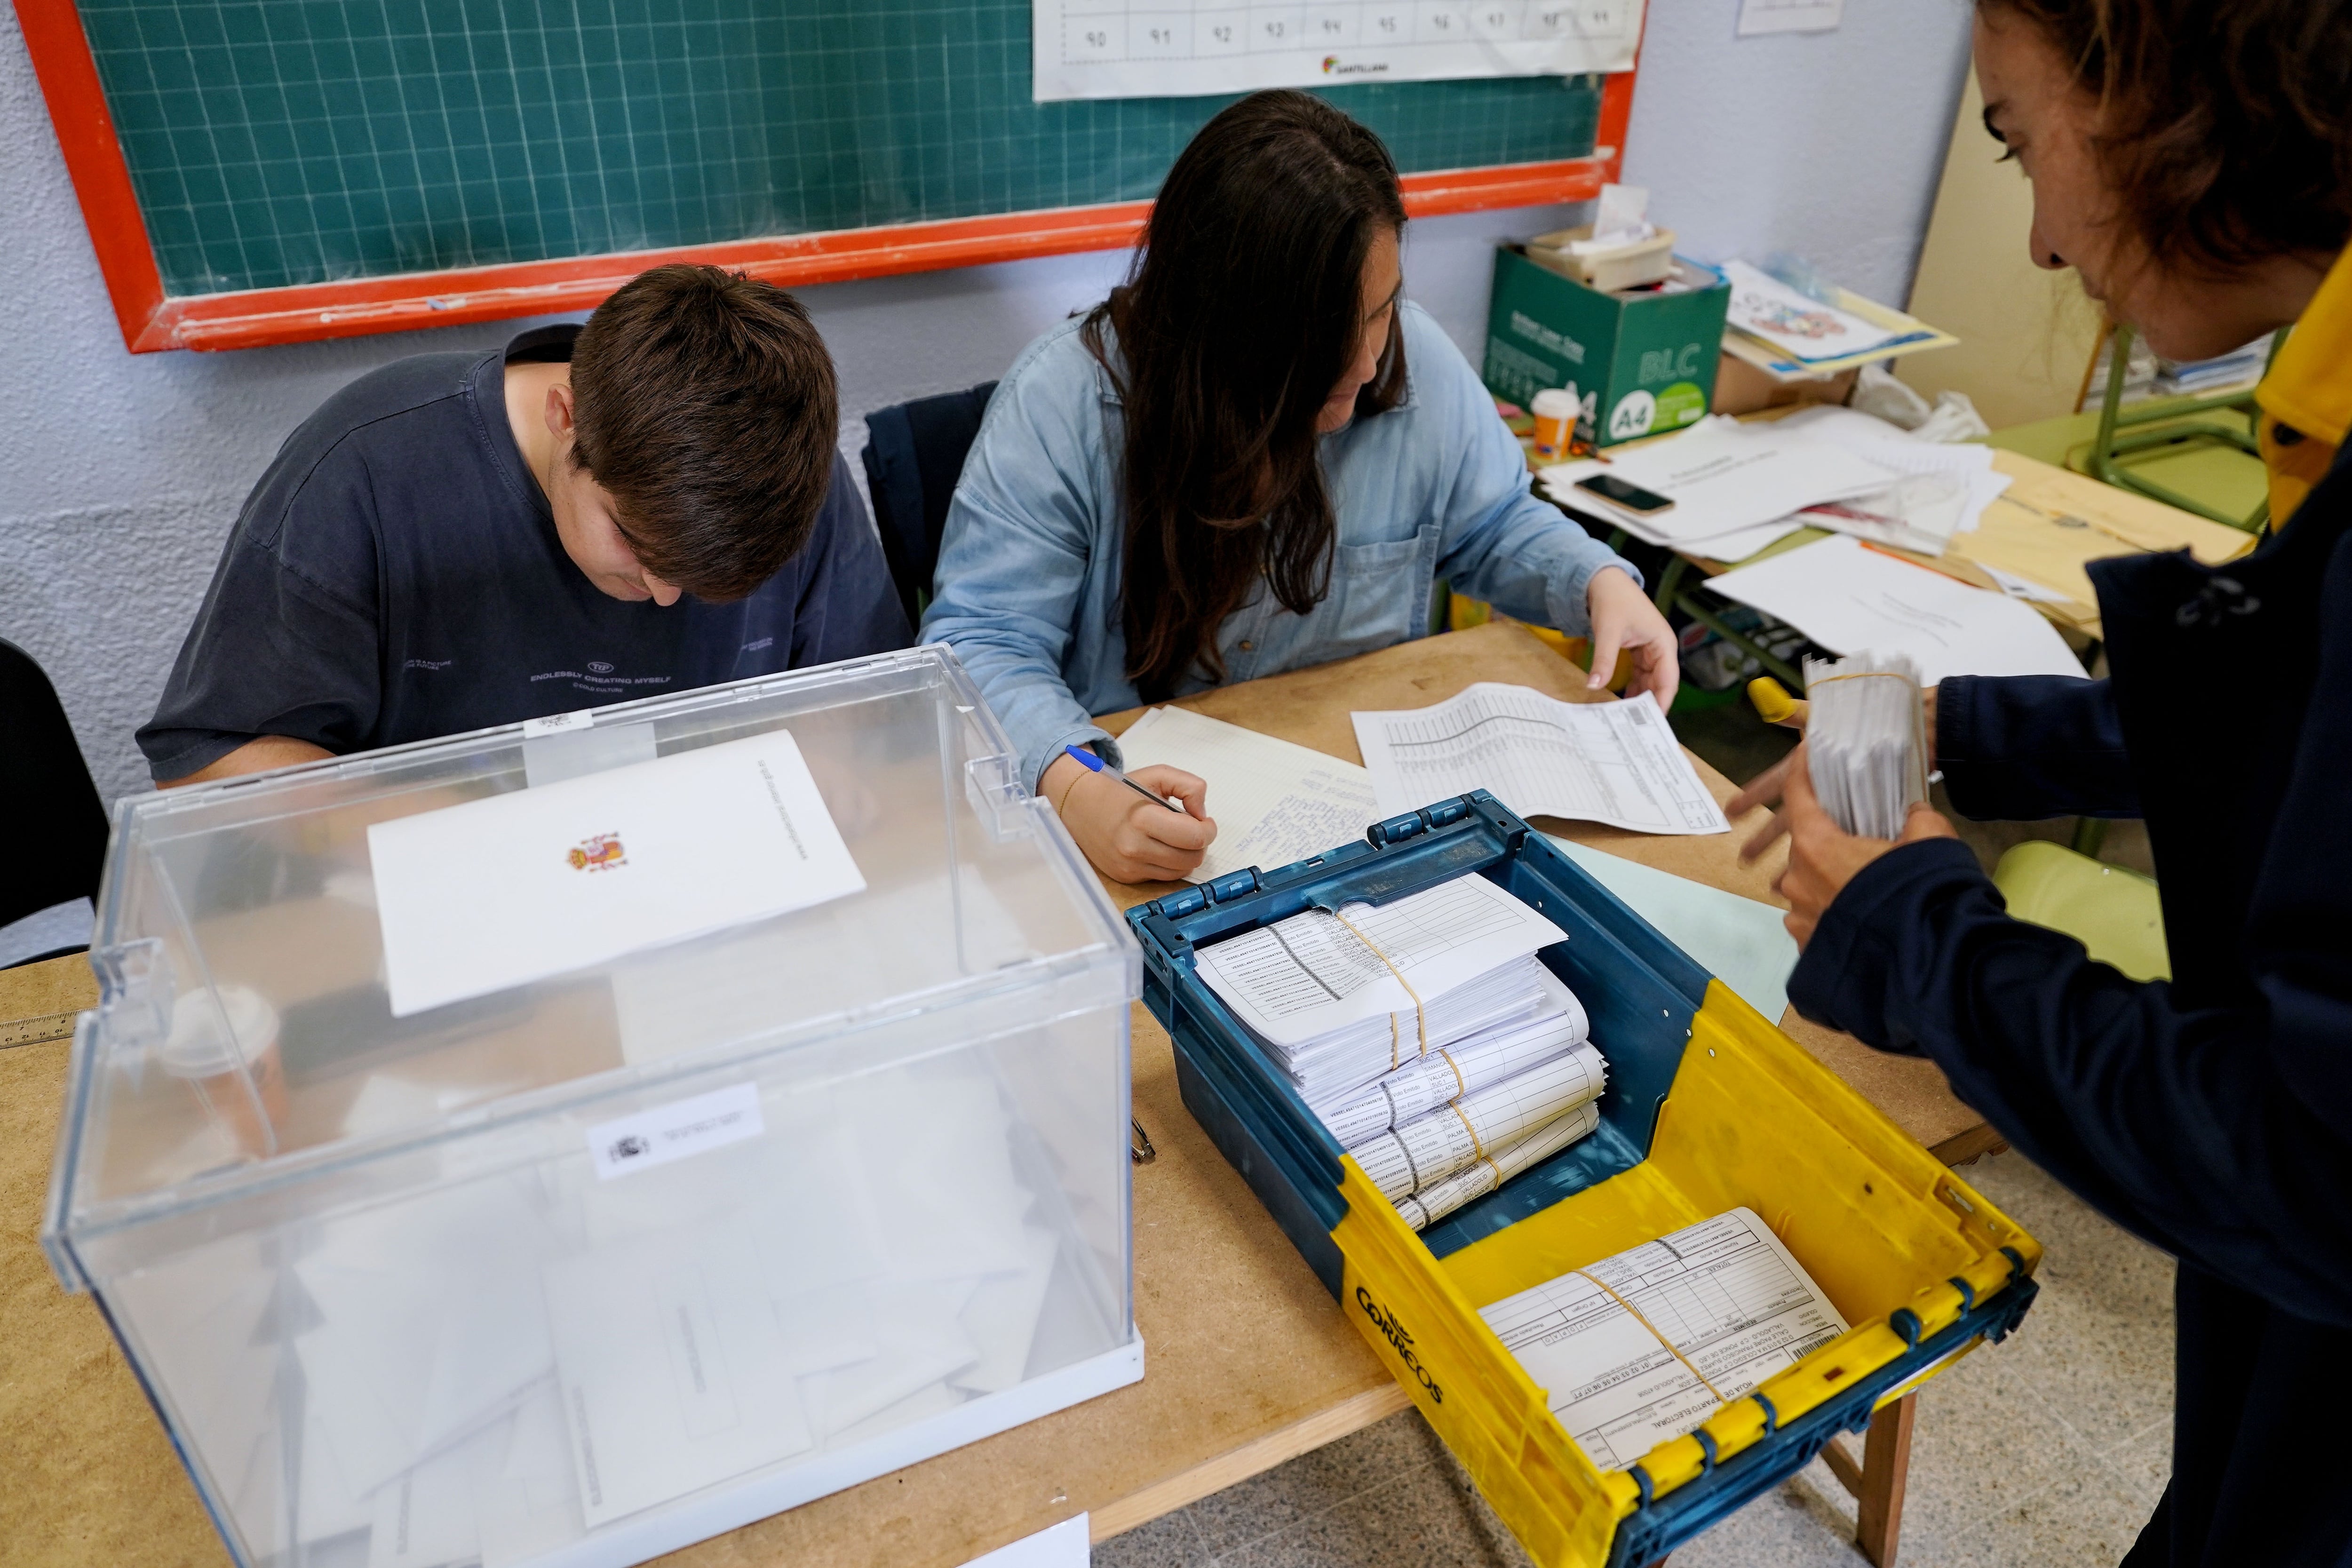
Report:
1526,224,1679,293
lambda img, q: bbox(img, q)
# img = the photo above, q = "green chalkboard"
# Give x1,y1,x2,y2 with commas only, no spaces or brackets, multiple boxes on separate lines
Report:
75,0,1605,300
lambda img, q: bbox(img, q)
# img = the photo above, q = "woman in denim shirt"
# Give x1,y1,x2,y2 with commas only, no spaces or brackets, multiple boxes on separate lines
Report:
922,92,1677,882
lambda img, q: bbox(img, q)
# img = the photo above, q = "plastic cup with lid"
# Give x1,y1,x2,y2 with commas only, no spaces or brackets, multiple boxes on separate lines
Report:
1530,387,1581,461
159,985,287,1159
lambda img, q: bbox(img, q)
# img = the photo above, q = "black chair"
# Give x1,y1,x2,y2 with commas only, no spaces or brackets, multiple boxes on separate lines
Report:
860,381,998,626
0,638,109,965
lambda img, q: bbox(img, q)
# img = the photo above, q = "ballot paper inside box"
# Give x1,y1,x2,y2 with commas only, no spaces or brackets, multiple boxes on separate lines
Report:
43,648,1142,1568
1129,792,2042,1568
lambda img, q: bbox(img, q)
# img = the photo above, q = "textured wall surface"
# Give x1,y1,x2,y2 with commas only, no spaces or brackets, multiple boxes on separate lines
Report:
1621,0,1976,304
1,0,1967,805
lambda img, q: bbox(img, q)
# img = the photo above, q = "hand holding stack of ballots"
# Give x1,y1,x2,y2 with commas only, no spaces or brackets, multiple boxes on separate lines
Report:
1804,652,1930,838
1192,874,1605,1232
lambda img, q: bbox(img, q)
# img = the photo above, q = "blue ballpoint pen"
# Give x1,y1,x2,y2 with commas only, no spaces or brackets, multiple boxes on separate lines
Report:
1063,744,1184,813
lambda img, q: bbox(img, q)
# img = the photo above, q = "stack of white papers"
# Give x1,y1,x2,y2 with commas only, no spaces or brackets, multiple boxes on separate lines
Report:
1195,873,1606,1226
1773,406,2012,556
1539,417,1900,558
1352,685,1729,836
1264,954,1559,1100
1804,652,1929,839
1393,1108,1605,1233
1541,410,2010,564
1704,537,2088,686
1307,968,1590,1143
1113,706,1382,883
1480,1208,1850,1469
1351,1052,1607,1205
1197,876,1568,1096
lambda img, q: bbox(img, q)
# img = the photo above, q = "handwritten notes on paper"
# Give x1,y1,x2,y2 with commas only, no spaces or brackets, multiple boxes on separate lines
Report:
1113,705,1382,882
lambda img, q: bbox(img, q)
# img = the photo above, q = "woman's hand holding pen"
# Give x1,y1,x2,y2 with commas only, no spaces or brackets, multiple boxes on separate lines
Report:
1043,752,1217,883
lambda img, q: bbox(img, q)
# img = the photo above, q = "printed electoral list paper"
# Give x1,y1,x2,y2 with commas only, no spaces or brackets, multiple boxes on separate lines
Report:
370,730,865,1016
1480,1208,1849,1469
1353,685,1730,836
1195,873,1566,1050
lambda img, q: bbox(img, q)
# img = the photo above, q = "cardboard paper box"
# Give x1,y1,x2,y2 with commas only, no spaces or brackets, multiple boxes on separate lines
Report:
1483,247,1731,448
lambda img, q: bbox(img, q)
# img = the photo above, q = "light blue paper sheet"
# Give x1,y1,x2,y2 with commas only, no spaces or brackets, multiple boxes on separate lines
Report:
1545,837,1800,1023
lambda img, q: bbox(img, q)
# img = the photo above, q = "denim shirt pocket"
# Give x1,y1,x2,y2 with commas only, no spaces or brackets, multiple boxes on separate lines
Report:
1312,523,1441,663
1207,525,1439,686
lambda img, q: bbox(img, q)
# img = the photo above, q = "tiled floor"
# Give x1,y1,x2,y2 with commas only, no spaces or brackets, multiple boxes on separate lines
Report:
1095,1151,2175,1568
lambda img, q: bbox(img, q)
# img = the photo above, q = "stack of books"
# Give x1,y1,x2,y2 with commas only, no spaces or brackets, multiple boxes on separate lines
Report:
2083,330,2273,406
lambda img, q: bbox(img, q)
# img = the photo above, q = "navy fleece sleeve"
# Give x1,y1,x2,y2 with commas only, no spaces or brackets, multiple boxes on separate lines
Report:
1789,840,2352,1329
1936,675,2139,821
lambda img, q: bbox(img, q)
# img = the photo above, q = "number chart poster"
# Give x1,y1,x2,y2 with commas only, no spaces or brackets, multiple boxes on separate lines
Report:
1033,0,1643,101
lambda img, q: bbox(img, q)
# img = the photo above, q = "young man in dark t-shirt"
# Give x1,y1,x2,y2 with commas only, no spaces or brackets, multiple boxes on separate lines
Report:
140,265,911,786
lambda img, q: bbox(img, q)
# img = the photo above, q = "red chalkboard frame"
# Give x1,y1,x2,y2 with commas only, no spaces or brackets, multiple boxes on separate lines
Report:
16,0,1640,353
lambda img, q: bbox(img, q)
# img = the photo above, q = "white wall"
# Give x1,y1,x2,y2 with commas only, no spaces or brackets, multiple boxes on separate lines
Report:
0,0,1970,804
1622,0,1976,303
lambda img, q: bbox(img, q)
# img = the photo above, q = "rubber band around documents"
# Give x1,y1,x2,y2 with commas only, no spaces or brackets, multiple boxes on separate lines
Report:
1449,1100,1488,1161
1327,906,1429,1070
1574,1269,1729,1405
1811,671,1916,689
1439,1046,1468,1100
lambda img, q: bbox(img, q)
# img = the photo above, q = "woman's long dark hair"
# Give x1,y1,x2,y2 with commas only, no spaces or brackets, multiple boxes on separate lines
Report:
1084,91,1409,700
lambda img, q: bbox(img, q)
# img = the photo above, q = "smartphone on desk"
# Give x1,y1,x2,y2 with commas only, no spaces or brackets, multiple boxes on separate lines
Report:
1574,472,1676,517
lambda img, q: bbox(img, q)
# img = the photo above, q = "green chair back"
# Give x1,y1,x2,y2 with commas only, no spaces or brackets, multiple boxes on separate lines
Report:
1993,840,2171,983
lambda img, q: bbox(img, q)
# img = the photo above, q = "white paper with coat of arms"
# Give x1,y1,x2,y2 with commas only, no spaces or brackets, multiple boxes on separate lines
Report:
369,730,864,1017
1032,0,1643,102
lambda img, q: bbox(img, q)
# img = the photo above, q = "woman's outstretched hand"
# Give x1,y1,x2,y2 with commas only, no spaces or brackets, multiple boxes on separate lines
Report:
1736,742,1957,947
1585,566,1681,709
1044,754,1217,884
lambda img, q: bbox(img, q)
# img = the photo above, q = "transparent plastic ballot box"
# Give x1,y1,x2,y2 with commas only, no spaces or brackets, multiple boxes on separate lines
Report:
42,646,1143,1568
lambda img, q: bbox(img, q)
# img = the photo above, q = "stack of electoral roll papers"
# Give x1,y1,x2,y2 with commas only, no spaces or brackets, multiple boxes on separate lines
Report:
1194,873,1605,1233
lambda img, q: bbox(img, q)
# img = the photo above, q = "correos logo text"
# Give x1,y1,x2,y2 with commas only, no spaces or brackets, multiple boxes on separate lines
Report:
1356,1285,1444,1403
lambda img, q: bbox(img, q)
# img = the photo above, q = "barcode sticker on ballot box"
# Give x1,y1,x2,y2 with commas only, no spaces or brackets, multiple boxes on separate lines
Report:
588,1082,764,1180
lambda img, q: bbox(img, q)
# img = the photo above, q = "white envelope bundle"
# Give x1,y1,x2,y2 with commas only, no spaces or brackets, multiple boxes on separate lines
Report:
1804,652,1930,840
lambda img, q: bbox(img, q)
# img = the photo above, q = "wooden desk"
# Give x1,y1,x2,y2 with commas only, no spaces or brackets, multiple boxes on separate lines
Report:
0,622,1983,1568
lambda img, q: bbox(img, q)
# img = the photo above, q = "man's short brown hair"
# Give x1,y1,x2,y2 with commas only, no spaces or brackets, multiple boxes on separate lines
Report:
570,264,839,601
